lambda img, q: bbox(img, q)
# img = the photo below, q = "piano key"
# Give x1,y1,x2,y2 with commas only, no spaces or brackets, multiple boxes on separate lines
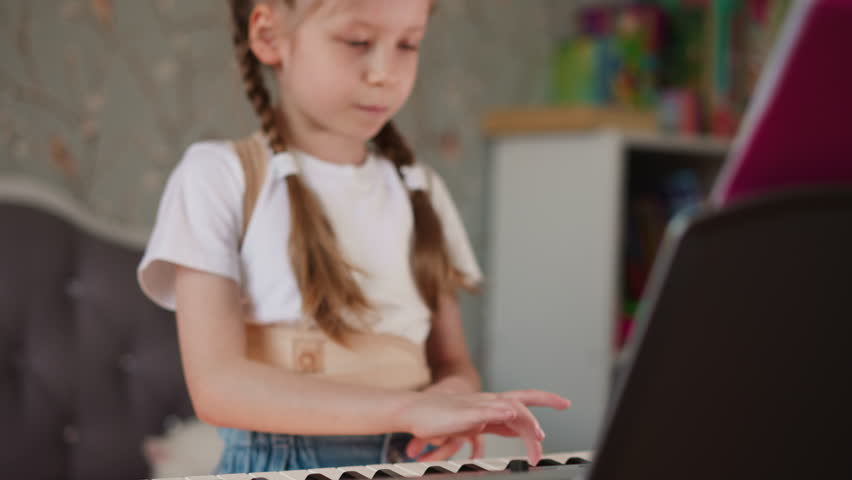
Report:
421,466,454,475
455,463,487,472
245,475,289,480
506,460,530,472
337,466,381,479
388,461,462,476
371,469,405,478
541,452,593,464
534,459,562,467
305,474,333,480
307,468,348,480
173,451,594,480
372,464,421,477
276,469,311,480
338,471,371,480
470,457,517,471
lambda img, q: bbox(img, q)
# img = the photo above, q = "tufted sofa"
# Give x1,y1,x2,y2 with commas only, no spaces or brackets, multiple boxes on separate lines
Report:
0,177,194,480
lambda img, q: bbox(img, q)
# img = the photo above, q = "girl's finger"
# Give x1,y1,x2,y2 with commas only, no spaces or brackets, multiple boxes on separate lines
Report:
469,434,484,460
469,407,516,430
481,424,518,437
500,390,572,410
522,434,544,466
510,399,544,438
504,399,545,465
405,437,431,459
417,437,466,462
507,418,543,466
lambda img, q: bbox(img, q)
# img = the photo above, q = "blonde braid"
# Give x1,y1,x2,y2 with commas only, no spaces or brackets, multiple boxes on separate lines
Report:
229,0,371,344
374,122,466,312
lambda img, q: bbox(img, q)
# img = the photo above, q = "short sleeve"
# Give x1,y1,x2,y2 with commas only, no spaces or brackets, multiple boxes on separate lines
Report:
427,167,484,288
137,142,244,310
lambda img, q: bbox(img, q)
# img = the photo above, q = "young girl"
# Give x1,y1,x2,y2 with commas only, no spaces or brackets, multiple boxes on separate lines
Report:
138,0,571,474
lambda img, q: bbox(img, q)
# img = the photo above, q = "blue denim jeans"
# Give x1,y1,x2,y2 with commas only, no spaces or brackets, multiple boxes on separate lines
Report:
215,428,419,474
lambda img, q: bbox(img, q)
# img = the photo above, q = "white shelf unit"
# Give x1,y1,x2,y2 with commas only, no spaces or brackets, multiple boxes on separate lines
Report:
481,128,728,456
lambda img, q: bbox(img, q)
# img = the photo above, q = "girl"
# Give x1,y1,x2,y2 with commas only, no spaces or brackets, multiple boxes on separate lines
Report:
138,0,571,475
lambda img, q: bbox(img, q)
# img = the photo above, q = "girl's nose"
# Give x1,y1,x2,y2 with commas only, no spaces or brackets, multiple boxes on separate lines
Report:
365,47,399,87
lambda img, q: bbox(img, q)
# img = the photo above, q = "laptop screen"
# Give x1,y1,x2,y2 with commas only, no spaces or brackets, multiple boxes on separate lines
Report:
588,2,852,478
711,0,852,206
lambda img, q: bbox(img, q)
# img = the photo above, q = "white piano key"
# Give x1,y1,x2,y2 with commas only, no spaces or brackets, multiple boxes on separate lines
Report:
542,451,593,464
471,456,517,471
453,459,502,471
168,450,595,480
361,463,398,474
335,465,379,479
423,460,467,473
246,472,292,480
385,461,462,476
275,469,311,480
306,467,349,480
373,463,420,477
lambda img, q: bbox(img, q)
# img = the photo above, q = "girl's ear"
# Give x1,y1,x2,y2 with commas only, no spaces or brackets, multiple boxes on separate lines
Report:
248,3,288,67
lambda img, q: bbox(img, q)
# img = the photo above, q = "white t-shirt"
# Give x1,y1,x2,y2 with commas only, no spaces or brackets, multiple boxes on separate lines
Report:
137,140,483,345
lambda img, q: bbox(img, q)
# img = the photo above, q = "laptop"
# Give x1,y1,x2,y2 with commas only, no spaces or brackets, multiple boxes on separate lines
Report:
483,1,852,478
586,1,852,478
711,0,852,205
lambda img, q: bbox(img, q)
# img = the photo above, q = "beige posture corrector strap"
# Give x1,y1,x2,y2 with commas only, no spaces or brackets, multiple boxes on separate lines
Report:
231,132,268,248
229,131,432,391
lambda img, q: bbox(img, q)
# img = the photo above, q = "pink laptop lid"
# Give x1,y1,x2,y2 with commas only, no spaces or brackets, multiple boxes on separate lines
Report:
712,0,852,206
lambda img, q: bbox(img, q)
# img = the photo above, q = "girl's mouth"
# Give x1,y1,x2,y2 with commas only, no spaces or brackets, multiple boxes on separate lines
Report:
356,104,390,114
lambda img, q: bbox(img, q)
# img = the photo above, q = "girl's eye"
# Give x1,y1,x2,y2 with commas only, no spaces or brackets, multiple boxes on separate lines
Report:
345,40,371,49
400,42,420,52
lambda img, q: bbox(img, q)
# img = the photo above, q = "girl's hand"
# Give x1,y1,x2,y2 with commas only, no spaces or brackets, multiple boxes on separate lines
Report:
406,433,483,461
403,378,482,461
395,390,571,464
404,378,482,461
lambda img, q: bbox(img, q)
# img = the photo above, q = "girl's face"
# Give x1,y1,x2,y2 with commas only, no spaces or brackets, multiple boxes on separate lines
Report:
272,0,431,141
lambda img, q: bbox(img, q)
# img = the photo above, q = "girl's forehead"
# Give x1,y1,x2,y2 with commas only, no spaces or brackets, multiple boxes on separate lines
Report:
311,0,431,30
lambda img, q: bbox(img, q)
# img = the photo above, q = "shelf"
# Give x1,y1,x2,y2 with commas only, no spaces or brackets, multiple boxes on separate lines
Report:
482,106,658,136
482,106,731,158
624,131,730,157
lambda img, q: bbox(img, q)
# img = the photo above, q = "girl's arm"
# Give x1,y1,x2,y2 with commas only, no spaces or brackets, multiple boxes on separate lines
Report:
424,293,481,394
175,265,418,435
409,293,485,460
175,265,565,442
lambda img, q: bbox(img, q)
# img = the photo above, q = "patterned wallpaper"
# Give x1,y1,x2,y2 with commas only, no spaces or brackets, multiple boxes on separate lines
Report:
0,0,614,361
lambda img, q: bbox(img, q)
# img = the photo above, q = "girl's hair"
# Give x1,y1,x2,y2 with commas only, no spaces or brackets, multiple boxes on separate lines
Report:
228,0,465,343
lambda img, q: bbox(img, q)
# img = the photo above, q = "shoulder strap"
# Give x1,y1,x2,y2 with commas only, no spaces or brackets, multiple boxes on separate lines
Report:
425,164,435,193
232,131,269,248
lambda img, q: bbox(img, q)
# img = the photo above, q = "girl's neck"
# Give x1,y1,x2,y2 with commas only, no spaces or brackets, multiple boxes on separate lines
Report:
274,107,368,167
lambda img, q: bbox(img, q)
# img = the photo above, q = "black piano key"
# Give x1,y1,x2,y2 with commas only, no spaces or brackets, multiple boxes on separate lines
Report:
251,477,269,480
306,474,334,480
457,464,487,472
423,466,454,475
565,457,591,465
506,460,530,472
535,459,562,467
373,469,404,478
340,472,371,480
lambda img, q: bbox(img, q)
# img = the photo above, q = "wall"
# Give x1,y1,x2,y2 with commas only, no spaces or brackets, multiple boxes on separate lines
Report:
0,0,611,362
